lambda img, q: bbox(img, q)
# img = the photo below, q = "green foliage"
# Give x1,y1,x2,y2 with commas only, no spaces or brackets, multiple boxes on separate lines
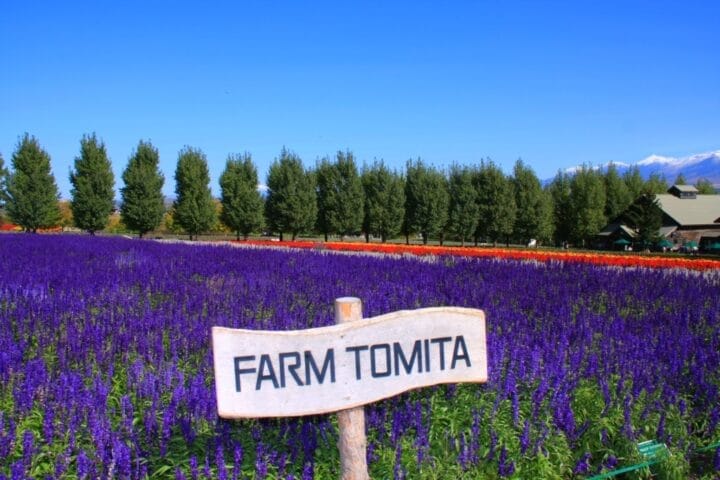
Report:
315,151,364,240
474,160,516,245
673,173,687,186
623,194,663,247
362,160,405,242
173,147,217,240
548,171,573,246
511,159,553,245
694,178,716,194
120,140,165,237
447,164,479,246
315,158,337,240
69,133,115,234
603,163,632,222
219,153,264,240
568,166,606,247
0,153,8,208
645,172,669,194
5,133,61,232
622,166,645,200
265,148,317,241
404,159,450,244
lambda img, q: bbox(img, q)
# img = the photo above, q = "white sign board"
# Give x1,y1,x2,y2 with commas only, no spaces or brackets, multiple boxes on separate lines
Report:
212,307,487,418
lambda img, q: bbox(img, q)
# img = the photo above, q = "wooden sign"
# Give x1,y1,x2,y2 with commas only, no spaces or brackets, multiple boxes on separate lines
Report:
212,306,487,418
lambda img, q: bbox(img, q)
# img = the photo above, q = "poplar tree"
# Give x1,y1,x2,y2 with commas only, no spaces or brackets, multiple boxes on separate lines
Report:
568,166,606,247
316,151,364,240
622,166,645,200
404,159,449,245
695,178,716,194
69,133,115,234
173,147,217,240
120,140,165,238
361,161,405,243
6,134,61,232
645,172,669,194
265,148,317,241
0,153,7,209
603,163,632,222
219,153,264,240
548,171,572,246
315,158,339,241
447,164,479,246
511,159,551,245
473,160,516,246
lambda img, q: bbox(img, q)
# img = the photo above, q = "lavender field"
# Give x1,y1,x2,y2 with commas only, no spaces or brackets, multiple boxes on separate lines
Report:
1,235,719,479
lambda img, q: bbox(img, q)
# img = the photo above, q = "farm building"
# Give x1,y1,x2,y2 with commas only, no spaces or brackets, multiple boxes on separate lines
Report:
597,185,720,252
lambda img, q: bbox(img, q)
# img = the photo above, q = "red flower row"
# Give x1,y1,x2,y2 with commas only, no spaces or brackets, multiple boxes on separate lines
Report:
237,239,720,271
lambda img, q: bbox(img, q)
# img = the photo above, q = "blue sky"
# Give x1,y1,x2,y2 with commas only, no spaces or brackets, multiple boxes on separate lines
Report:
2,1,719,198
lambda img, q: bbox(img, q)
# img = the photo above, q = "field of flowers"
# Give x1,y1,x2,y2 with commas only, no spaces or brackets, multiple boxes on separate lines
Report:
239,239,720,271
1,235,719,479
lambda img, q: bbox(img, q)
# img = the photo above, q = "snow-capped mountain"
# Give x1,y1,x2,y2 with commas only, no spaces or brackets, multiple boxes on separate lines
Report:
559,150,720,186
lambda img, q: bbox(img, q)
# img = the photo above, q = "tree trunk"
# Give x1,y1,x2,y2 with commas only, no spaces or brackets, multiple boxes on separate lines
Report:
405,234,410,245
381,233,387,243
292,232,297,241
279,232,284,241
324,232,328,242
365,232,370,243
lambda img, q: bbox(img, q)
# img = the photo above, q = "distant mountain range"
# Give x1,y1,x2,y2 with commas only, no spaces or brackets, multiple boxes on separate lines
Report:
559,150,720,187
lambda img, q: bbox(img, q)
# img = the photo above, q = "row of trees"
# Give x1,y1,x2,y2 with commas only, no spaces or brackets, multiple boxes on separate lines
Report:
0,134,715,245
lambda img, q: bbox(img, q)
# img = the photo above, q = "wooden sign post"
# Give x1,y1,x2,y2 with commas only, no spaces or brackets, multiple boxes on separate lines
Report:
334,297,370,480
212,298,487,478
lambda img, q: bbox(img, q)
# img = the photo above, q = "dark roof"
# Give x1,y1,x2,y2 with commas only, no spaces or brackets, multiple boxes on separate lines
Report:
669,184,699,193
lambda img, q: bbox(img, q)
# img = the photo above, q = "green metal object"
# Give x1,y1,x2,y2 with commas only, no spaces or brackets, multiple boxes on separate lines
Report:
695,440,720,452
588,440,668,480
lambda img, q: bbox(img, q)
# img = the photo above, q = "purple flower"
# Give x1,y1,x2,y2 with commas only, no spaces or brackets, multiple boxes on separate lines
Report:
520,419,531,454
604,455,618,470
497,446,515,477
216,444,228,480
21,430,34,467
656,412,666,440
232,442,243,480
2,234,720,478
189,455,199,480
393,442,405,480
301,462,313,480
76,450,93,479
573,452,592,475
623,395,635,440
10,461,25,480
